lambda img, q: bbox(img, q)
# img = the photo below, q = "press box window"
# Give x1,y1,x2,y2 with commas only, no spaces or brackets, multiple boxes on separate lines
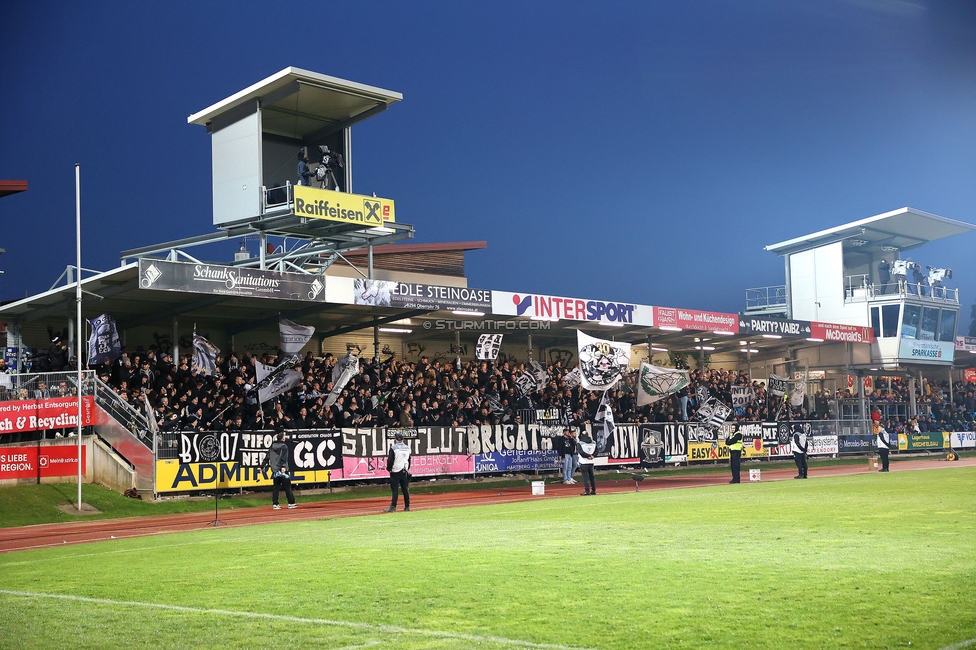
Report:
938,310,957,342
901,305,920,339
871,307,881,339
881,304,900,338
920,308,939,341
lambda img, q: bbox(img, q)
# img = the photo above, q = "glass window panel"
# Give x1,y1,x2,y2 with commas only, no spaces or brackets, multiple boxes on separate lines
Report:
920,308,939,340
901,304,920,339
938,310,957,342
871,307,881,339
882,304,901,338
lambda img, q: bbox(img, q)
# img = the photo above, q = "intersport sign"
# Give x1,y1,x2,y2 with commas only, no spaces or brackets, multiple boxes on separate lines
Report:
491,291,653,326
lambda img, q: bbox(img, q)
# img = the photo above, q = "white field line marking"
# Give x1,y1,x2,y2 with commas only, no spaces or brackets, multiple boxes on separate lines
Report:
0,589,592,650
940,638,976,650
330,642,382,650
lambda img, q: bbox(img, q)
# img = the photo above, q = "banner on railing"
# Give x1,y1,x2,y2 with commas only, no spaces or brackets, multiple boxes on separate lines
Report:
0,397,95,435
155,429,340,492
897,431,950,451
340,426,471,479
950,432,976,449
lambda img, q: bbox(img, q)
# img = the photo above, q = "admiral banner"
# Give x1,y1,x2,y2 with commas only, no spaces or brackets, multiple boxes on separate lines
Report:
0,445,86,480
353,279,491,311
0,397,96,435
155,430,340,492
139,258,326,302
293,185,395,226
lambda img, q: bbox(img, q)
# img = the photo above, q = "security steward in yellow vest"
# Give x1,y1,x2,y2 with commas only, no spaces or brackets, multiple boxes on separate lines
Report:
725,424,743,484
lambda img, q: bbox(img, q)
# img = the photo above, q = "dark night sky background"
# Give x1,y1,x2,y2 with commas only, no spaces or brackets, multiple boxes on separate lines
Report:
1,1,975,327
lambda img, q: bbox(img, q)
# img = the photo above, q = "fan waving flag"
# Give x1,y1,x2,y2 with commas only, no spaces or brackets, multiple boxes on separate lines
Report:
476,334,503,360
279,317,315,355
87,313,121,366
192,330,220,376
636,363,690,406
577,330,631,391
256,359,303,403
324,353,359,408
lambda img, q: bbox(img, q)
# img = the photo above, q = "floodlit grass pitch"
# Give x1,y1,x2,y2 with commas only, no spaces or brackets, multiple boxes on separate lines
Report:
1,468,974,649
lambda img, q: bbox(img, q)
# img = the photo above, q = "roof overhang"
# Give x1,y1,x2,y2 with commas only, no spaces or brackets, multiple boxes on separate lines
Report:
0,180,28,198
187,67,402,139
765,207,976,256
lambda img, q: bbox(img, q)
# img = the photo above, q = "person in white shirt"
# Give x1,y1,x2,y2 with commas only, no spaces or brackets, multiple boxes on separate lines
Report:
384,432,412,512
876,423,891,472
577,433,597,495
791,424,808,479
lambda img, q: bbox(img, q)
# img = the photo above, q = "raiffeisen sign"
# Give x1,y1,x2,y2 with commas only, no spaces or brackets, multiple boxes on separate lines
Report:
491,291,654,326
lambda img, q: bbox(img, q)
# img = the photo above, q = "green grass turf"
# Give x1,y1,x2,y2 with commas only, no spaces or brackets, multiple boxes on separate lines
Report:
0,454,920,529
1,467,974,650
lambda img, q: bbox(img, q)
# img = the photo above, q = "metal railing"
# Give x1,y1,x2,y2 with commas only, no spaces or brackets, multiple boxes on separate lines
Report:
0,370,94,401
93,377,152,449
262,182,292,213
844,275,959,303
744,285,788,312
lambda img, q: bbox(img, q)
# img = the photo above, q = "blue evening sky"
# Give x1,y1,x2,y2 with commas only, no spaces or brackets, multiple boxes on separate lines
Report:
1,1,974,324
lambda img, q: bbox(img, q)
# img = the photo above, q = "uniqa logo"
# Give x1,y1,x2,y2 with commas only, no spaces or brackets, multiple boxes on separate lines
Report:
512,294,532,316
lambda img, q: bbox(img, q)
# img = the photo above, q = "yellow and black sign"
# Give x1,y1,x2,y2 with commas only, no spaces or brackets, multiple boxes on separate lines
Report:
688,440,769,462
155,460,330,492
293,185,395,226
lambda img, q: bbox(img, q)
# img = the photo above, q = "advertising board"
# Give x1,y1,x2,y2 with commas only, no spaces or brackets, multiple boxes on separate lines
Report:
139,258,326,302
292,185,395,225
491,291,653,326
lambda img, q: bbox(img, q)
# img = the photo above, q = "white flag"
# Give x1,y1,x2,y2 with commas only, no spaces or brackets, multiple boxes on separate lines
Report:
790,375,808,407
325,353,360,408
636,363,690,406
768,375,789,397
562,367,582,390
476,334,503,360
256,360,303,403
279,317,315,355
577,330,631,391
731,386,755,408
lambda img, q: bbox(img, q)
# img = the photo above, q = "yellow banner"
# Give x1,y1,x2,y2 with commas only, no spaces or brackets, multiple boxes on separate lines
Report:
155,460,330,493
293,185,395,226
687,441,768,462
897,434,908,451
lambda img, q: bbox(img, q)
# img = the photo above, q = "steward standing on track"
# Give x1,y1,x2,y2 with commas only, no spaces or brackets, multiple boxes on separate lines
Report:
264,428,296,510
791,424,808,479
875,423,891,472
577,433,597,496
725,424,743,484
384,432,412,512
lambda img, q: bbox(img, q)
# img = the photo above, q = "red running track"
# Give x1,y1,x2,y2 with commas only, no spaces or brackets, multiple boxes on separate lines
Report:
1,457,972,554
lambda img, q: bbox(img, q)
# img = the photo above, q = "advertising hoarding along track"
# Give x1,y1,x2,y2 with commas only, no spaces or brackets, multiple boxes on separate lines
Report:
139,259,326,302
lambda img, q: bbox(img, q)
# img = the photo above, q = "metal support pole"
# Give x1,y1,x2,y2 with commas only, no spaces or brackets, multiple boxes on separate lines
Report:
75,164,84,512
259,233,267,270
172,318,179,365
373,317,380,365
367,244,373,279
909,375,917,419
455,330,461,368
527,334,533,363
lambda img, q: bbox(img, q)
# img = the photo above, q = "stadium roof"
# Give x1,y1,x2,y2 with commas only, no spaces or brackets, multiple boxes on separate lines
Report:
764,207,976,256
0,180,28,198
187,67,402,139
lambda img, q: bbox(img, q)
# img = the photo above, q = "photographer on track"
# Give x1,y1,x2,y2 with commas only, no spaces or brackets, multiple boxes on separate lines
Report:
264,427,297,510
791,423,808,479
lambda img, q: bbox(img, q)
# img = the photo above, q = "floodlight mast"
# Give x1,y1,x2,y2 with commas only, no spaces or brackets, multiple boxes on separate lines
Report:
75,164,83,512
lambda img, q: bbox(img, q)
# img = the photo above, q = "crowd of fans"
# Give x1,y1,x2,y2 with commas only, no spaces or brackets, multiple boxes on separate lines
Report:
2,341,974,435
63,347,976,434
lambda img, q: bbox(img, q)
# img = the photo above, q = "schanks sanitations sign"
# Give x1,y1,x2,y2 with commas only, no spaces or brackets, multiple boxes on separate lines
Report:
139,259,326,302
